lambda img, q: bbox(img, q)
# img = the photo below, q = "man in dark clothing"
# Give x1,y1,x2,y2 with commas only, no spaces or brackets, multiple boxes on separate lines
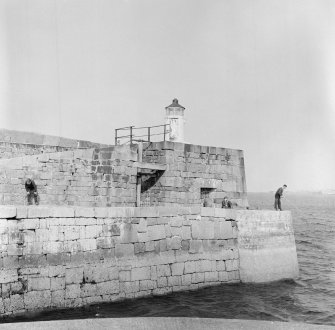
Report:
274,184,287,211
25,178,39,205
222,196,232,209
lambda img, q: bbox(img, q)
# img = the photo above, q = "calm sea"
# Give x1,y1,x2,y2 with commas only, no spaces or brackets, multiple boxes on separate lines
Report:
3,193,335,326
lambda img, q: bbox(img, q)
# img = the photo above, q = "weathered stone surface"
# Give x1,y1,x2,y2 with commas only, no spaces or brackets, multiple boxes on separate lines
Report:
157,264,171,277
214,220,233,239
131,267,151,281
28,207,51,218
0,270,18,284
0,206,16,219
28,277,51,291
171,263,184,276
24,290,51,310
120,281,139,294
74,207,95,218
115,244,134,259
191,220,214,239
97,281,119,295
147,225,166,241
65,267,84,284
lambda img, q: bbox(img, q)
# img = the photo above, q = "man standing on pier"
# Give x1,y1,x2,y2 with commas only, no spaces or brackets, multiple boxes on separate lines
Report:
274,184,287,211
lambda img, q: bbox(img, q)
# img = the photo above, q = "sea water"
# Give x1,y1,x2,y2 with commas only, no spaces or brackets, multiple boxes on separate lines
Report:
3,193,335,326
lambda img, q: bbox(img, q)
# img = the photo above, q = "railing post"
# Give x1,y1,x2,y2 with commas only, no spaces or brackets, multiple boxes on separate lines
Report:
115,129,118,145
163,124,166,141
148,127,151,142
136,142,143,207
130,126,133,144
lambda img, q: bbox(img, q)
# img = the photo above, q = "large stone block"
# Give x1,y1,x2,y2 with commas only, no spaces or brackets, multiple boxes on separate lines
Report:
77,239,97,251
131,267,151,281
115,243,134,259
66,267,84,284
167,236,182,250
171,262,184,276
119,281,139,294
214,220,233,239
157,264,171,277
97,281,119,295
0,206,16,219
28,277,51,291
139,280,156,291
191,220,214,239
51,290,65,307
119,223,138,243
74,207,95,218
195,260,212,273
65,284,81,299
27,207,51,218
51,277,65,291
184,261,196,274
24,290,51,310
147,225,166,241
0,270,18,284
52,207,75,218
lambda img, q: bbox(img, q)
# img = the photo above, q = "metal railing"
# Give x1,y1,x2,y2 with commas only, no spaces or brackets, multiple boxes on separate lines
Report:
115,124,170,145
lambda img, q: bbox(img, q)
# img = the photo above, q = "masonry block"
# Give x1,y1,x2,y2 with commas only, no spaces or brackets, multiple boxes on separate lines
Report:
97,281,119,295
115,244,134,259
157,264,171,277
119,223,138,243
147,225,166,241
28,207,51,218
120,281,139,294
74,207,95,218
51,277,65,291
28,277,51,291
214,220,233,239
131,267,151,281
52,207,75,218
191,220,214,239
171,262,184,276
0,206,16,219
184,261,196,274
24,290,51,310
168,236,182,250
65,284,81,299
66,267,84,284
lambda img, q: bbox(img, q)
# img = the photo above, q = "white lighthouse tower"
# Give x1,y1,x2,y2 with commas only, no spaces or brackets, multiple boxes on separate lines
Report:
165,98,185,143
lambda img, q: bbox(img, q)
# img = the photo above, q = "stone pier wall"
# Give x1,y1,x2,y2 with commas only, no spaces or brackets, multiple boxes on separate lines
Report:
141,141,248,207
0,206,239,317
236,210,299,283
0,146,138,206
0,141,248,208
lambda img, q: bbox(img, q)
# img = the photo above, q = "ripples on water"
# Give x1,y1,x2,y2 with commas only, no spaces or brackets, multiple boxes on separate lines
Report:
3,193,335,326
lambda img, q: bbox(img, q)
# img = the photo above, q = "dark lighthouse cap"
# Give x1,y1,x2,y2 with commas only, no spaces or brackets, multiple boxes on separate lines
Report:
165,98,185,109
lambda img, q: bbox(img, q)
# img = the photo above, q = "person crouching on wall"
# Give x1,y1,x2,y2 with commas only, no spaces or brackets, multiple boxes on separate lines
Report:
25,178,39,205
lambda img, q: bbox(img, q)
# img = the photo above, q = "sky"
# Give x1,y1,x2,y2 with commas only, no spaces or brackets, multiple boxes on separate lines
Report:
0,0,334,192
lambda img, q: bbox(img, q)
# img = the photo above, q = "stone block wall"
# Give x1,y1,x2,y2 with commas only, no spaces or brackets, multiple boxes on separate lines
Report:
0,142,72,160
0,139,248,208
141,141,248,207
0,146,138,206
236,210,299,283
0,206,239,317
0,129,110,160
